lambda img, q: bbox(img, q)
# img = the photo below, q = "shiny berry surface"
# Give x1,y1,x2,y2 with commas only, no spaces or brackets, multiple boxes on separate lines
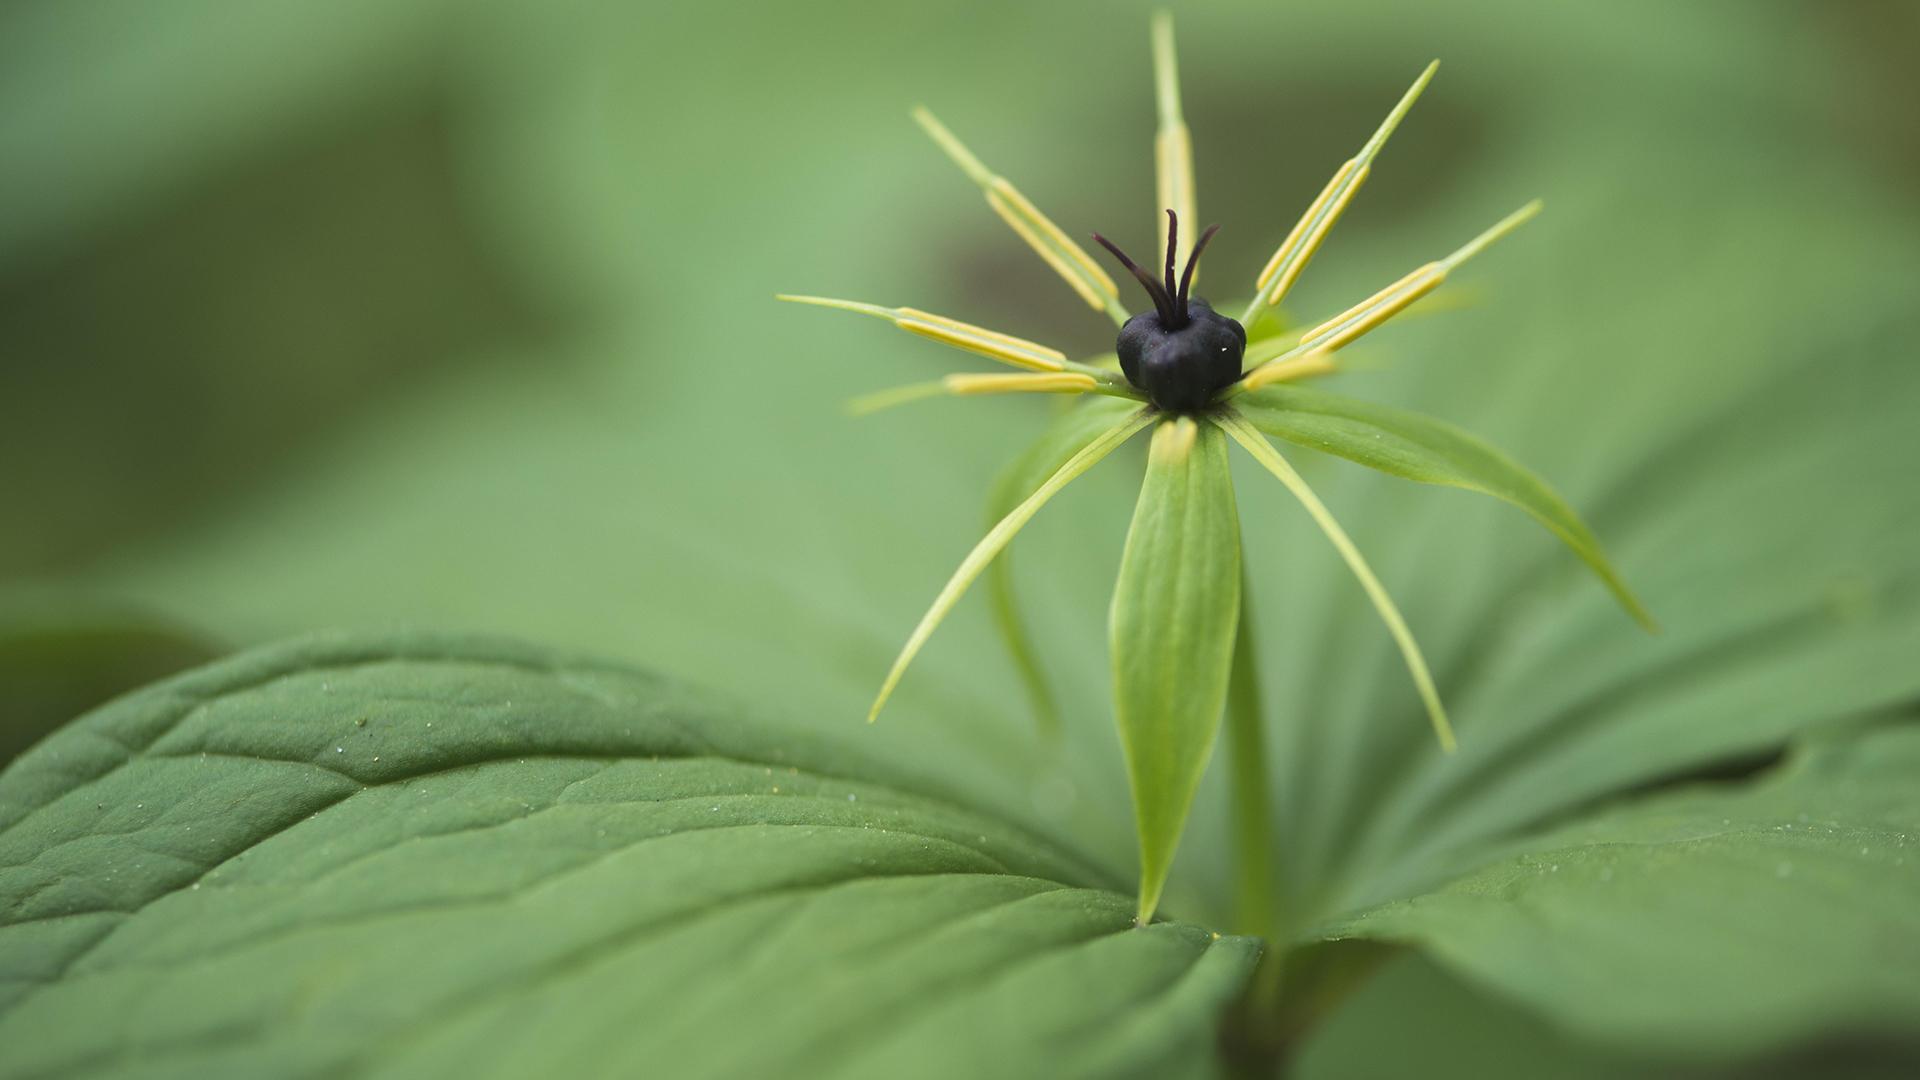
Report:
1094,211,1245,413
1115,298,1245,413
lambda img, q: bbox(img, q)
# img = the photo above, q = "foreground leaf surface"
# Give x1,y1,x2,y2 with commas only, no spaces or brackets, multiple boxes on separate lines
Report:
0,635,1257,1079
1327,721,1920,1058
18,4,1920,1067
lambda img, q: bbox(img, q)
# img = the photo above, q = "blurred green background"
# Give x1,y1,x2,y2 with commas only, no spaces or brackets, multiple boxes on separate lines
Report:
5,0,1918,1071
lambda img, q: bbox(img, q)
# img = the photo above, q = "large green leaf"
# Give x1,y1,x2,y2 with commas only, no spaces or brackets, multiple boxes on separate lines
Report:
1326,719,1920,1058
1110,418,1241,924
1326,330,1920,906
15,0,1920,1068
1233,382,1651,628
0,635,1258,1078
1247,314,1920,1063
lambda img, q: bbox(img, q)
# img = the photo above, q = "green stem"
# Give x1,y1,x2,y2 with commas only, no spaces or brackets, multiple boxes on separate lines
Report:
1222,577,1297,1063
1225,567,1277,941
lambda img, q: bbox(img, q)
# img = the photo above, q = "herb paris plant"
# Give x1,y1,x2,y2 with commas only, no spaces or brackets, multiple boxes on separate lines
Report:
780,12,1652,926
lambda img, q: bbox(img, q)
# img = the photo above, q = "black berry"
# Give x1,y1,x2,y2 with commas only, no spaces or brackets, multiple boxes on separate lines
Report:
1094,211,1246,413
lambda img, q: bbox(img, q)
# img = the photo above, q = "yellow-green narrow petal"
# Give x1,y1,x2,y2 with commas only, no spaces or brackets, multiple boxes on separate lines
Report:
869,408,1155,723
1219,412,1456,752
776,294,1070,372
984,397,1145,736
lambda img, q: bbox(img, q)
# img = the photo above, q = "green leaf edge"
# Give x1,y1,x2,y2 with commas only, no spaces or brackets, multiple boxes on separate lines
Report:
1111,419,1243,925
1236,384,1657,631
983,397,1145,737
0,631,1266,1078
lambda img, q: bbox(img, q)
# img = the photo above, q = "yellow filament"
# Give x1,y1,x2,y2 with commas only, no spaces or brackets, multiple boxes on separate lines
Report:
1255,160,1368,305
1242,60,1438,322
1256,160,1356,290
1233,201,1540,393
990,181,1115,293
944,372,1098,396
1299,263,1447,353
1152,10,1197,274
776,294,1068,373
897,311,1067,372
1240,349,1337,393
912,106,1122,319
986,190,1112,313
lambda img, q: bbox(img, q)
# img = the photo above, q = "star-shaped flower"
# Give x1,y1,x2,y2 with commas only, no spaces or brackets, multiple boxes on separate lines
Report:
781,13,1652,924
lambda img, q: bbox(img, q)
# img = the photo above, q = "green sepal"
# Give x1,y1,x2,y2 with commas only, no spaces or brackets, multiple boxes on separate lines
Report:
1110,417,1242,924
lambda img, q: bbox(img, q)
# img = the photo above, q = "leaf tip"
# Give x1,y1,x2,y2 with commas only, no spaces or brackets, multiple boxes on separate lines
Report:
1134,886,1162,927
1426,688,1457,753
1630,603,1662,635
867,671,904,725
1602,568,1658,634
776,292,836,309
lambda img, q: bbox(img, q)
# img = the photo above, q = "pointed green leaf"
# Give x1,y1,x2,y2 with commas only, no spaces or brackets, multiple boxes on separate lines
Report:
1235,384,1654,629
871,409,1153,723
984,397,1144,735
0,635,1261,1078
1111,418,1242,924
